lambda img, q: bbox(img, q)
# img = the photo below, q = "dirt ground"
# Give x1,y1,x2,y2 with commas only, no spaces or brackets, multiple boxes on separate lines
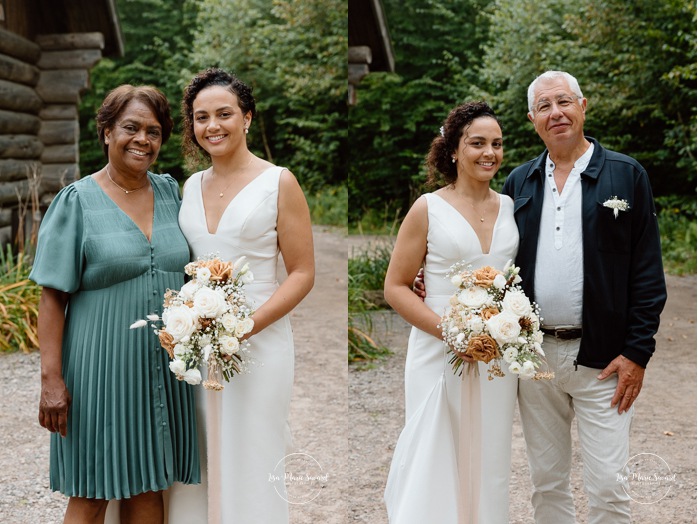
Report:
0,226,348,523
348,237,697,523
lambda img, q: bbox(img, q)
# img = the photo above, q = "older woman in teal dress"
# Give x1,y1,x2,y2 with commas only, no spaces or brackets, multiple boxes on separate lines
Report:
30,85,199,524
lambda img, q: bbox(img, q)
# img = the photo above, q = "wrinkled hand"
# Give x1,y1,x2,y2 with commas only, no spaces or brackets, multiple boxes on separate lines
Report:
39,377,71,437
413,268,426,301
597,355,645,414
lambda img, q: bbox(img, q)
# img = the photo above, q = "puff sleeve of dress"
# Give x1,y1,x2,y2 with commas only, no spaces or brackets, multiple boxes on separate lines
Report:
29,184,84,293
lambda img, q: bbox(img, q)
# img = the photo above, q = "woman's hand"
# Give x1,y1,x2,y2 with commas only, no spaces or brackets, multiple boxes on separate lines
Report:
37,287,71,437
39,376,71,437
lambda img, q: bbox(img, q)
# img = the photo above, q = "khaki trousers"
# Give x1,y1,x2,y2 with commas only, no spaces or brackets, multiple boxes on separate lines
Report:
518,336,633,524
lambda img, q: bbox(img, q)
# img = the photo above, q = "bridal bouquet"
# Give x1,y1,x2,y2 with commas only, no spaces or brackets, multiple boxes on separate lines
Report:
131,255,255,390
440,261,553,381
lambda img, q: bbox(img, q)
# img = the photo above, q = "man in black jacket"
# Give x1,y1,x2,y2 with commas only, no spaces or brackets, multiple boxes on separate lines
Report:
502,71,666,523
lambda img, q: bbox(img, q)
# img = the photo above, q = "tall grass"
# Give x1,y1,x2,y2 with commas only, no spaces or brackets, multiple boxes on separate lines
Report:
0,245,40,353
348,243,393,363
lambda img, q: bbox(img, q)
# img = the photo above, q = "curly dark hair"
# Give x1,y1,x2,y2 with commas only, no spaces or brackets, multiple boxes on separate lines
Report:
426,101,501,187
96,85,173,158
181,67,256,166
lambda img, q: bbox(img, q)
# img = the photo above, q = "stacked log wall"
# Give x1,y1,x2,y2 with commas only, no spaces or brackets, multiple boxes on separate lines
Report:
0,28,104,245
0,26,41,244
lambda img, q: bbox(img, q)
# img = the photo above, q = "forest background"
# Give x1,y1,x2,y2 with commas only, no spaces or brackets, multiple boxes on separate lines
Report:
349,0,696,274
77,0,347,226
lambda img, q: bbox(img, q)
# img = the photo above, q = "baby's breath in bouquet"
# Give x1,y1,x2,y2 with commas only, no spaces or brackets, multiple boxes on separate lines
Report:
131,255,255,390
440,261,553,381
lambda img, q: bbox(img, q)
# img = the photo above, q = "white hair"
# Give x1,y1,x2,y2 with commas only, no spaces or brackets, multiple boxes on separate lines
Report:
527,71,584,113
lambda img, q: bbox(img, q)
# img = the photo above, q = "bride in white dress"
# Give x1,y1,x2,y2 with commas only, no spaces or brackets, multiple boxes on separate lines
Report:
383,102,519,523
168,68,314,524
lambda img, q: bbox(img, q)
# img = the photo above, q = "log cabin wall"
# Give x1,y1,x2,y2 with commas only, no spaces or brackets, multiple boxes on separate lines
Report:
0,27,103,246
0,26,42,245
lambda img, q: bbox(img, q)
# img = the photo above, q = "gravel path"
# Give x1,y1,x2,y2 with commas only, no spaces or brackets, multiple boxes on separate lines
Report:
349,274,697,523
0,226,347,524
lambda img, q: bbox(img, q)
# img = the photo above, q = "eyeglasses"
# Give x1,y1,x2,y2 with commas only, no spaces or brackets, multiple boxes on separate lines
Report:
532,95,581,115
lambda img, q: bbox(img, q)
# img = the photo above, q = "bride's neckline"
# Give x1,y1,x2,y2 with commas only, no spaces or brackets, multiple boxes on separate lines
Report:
197,166,275,235
431,192,502,255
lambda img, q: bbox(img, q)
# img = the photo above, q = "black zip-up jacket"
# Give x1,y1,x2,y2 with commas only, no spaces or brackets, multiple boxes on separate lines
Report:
502,137,667,369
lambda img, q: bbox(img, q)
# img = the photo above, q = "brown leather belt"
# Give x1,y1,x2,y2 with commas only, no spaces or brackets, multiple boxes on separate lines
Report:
541,327,582,340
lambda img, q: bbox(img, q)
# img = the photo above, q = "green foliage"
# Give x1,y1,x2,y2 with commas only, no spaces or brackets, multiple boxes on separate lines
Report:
348,0,492,223
0,246,40,353
305,185,347,227
79,0,197,180
351,0,696,243
655,196,697,275
349,201,402,235
77,0,346,192
183,0,347,191
348,244,393,362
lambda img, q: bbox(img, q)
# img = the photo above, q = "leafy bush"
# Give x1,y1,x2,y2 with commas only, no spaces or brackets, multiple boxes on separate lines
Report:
0,246,40,353
306,185,347,227
656,195,697,275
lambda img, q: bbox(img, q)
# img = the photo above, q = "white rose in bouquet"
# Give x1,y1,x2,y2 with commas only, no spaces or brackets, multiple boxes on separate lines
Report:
458,286,489,308
502,288,533,317
179,280,200,301
502,347,519,363
194,287,228,318
234,317,254,338
196,266,212,283
486,310,522,346
165,305,197,342
220,312,239,332
219,335,240,355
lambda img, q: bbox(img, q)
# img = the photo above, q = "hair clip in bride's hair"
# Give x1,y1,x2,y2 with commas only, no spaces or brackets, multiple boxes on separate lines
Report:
439,126,445,137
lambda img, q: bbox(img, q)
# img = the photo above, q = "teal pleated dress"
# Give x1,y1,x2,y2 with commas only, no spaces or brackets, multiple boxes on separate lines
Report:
29,173,200,500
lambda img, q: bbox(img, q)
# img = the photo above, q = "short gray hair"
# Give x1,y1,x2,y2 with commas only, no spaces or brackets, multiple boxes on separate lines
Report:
527,71,584,113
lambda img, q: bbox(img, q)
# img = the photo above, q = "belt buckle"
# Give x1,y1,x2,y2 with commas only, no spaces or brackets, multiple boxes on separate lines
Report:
554,327,581,340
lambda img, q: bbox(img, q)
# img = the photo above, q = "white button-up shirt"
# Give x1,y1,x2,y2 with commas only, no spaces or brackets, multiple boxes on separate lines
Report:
533,143,594,327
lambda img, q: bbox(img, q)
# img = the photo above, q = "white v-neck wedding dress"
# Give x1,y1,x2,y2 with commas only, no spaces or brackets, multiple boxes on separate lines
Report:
169,165,293,524
384,192,519,523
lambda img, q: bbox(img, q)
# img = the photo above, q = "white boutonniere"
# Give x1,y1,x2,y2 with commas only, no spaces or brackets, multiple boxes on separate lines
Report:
603,196,630,219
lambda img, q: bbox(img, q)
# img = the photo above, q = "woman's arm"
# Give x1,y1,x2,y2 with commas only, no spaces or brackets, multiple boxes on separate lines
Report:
383,197,442,340
37,287,71,437
245,170,315,337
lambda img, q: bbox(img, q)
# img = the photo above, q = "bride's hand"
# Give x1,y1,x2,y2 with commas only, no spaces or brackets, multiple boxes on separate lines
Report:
451,346,476,364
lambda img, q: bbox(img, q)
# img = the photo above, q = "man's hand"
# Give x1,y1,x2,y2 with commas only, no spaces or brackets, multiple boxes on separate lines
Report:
597,355,645,414
413,268,426,301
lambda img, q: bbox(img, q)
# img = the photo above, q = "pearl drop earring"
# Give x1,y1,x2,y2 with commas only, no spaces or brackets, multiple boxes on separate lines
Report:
452,157,456,163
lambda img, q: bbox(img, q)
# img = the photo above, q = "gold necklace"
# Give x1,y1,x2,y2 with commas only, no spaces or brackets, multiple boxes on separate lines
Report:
106,165,149,194
211,155,254,198
451,185,491,222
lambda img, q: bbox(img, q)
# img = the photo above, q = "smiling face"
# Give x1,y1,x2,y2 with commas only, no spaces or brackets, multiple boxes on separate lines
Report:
192,85,251,158
104,99,162,175
453,116,503,183
528,76,587,150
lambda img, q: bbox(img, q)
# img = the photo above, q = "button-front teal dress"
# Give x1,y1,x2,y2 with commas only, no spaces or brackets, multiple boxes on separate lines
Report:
30,173,200,499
